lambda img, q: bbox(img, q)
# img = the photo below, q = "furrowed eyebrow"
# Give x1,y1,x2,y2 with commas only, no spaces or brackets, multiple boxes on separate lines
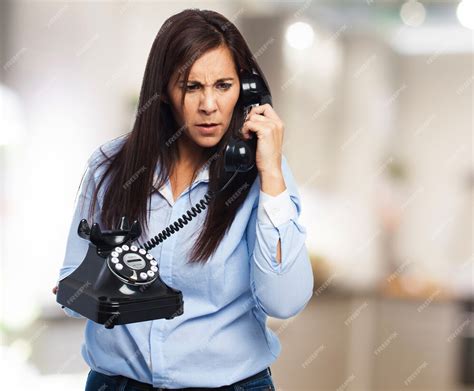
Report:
178,77,235,85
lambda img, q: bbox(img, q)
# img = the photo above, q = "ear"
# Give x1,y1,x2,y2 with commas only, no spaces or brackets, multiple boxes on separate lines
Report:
160,92,170,105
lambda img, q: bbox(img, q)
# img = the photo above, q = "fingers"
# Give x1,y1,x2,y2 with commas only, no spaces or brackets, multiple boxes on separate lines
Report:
240,103,284,141
52,286,58,295
241,119,270,140
246,103,279,121
242,111,271,137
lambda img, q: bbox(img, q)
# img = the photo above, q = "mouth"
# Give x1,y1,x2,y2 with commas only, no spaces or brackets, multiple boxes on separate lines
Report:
195,123,221,132
196,123,219,127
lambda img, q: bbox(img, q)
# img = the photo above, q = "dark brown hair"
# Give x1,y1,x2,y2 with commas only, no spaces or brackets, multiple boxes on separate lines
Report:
84,8,271,264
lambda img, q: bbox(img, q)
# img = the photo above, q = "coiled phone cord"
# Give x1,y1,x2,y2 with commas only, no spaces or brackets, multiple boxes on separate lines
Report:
141,168,240,252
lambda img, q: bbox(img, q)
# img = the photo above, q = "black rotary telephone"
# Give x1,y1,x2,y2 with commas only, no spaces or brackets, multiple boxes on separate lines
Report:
56,69,272,328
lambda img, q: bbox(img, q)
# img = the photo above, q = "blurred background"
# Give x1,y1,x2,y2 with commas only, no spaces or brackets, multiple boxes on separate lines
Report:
0,0,472,390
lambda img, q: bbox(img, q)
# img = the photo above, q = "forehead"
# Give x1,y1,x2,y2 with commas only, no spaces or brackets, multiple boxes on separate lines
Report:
187,45,237,81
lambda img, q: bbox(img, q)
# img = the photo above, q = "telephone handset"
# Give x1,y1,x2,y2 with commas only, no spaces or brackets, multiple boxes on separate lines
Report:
223,69,272,173
56,69,272,328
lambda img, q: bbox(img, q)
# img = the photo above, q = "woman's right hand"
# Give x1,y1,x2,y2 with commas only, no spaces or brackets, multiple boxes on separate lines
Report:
52,285,58,295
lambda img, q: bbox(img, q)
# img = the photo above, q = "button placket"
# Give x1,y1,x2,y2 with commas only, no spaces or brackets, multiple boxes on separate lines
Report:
150,167,209,388
150,187,175,386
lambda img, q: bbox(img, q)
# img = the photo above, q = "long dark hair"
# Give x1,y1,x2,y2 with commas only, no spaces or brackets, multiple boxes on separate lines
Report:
85,8,271,264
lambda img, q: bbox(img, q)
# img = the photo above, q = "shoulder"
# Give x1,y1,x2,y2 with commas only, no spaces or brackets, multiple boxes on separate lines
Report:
82,133,129,187
87,133,129,171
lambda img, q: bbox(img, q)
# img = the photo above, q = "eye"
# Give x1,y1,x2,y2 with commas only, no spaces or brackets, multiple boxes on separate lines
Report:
217,82,232,90
185,84,199,91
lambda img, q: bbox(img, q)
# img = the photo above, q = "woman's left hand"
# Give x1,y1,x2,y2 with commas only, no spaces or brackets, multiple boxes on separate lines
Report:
240,103,284,175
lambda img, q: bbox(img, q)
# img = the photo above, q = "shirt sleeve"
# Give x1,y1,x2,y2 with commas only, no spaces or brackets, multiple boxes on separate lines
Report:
56,150,102,319
246,155,314,319
257,188,298,228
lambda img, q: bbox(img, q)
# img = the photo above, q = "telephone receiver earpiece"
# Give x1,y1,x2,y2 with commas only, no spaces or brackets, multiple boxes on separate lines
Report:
223,70,272,173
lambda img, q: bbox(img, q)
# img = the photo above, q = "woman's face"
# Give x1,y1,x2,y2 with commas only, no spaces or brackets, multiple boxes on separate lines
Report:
166,45,240,149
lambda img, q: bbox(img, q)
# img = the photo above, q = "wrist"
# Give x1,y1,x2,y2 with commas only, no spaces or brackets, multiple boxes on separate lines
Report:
259,168,286,196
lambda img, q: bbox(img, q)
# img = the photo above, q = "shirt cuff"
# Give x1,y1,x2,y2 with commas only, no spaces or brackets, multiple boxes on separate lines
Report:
257,189,298,227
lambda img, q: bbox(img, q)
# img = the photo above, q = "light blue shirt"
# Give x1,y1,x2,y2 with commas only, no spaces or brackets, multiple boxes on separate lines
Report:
56,134,314,388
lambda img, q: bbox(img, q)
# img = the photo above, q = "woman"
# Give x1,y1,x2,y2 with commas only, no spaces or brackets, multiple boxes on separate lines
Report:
54,8,314,391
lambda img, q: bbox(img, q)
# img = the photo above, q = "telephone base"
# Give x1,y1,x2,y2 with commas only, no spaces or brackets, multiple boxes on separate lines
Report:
57,243,183,328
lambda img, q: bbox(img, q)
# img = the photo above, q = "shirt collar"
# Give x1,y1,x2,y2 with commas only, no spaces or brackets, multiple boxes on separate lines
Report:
195,163,210,183
152,162,210,192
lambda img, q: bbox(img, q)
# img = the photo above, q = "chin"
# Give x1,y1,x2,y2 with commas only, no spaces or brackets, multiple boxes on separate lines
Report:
193,134,224,148
196,138,220,148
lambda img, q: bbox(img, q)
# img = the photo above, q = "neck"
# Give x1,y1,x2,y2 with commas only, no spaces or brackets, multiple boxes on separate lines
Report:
175,135,205,171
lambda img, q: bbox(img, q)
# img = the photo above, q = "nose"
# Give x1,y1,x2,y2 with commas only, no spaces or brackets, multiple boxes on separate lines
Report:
198,89,218,115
